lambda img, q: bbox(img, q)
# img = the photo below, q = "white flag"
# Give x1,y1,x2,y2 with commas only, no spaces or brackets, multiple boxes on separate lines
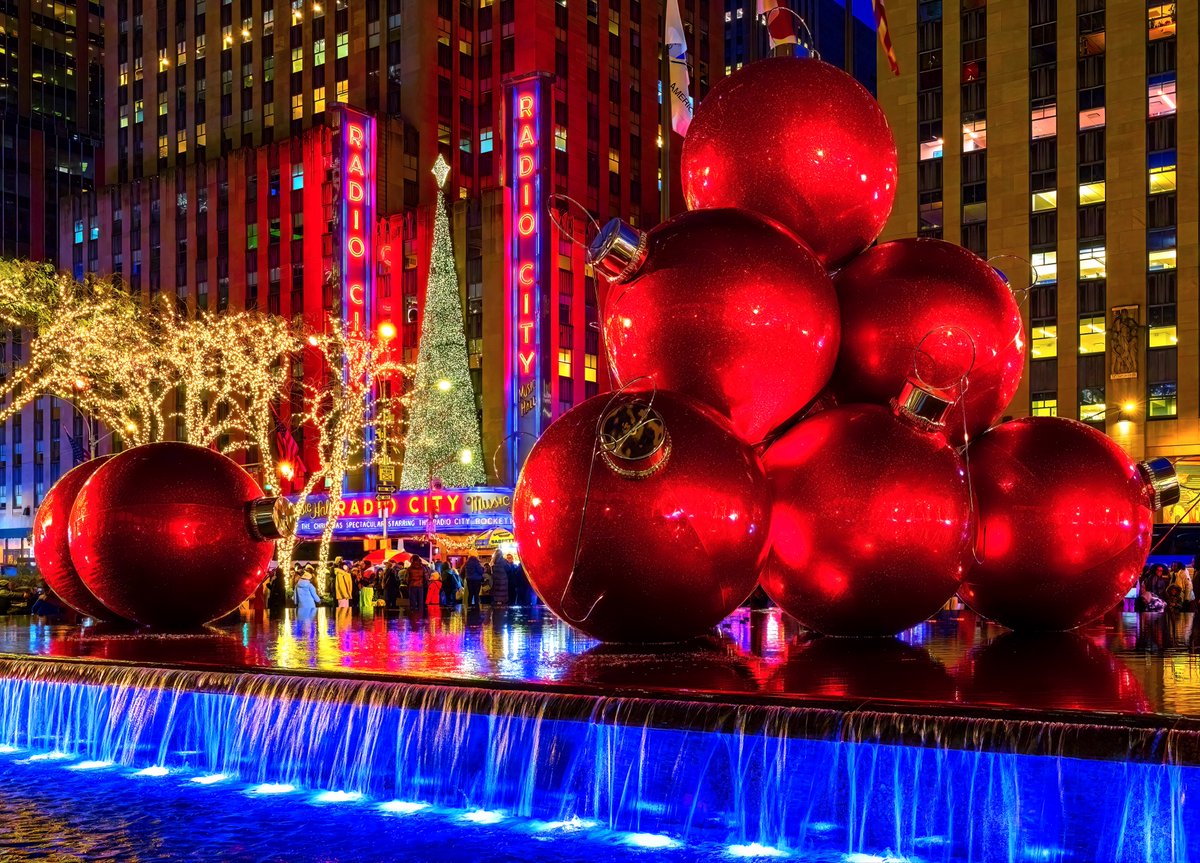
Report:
664,0,693,136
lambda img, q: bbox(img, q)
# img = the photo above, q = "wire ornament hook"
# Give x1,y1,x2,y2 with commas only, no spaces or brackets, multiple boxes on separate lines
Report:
557,375,660,626
988,254,1039,307
547,194,602,251
759,7,820,60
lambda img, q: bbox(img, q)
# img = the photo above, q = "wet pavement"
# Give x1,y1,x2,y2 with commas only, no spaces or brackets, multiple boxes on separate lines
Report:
1,604,1199,722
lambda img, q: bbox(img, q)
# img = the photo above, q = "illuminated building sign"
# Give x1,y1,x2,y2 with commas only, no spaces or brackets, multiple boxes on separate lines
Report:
291,487,515,537
340,107,376,334
507,74,551,473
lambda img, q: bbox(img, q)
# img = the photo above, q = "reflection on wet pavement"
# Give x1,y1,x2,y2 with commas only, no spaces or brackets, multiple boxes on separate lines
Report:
2,605,1200,717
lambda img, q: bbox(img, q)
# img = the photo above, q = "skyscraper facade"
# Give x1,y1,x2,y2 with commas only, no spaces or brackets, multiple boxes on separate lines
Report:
0,0,726,556
0,0,103,561
877,0,1199,522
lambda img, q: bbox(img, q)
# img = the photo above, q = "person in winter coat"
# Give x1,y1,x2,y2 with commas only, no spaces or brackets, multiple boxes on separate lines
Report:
441,561,462,606
462,555,484,607
407,556,427,613
268,566,290,612
295,567,321,613
334,561,354,608
384,562,402,608
489,548,510,606
359,567,376,612
426,564,442,608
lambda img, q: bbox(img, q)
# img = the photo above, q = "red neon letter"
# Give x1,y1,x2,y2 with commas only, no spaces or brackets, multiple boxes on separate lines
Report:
519,124,536,148
519,322,535,345
348,236,366,258
348,124,365,147
348,154,365,177
518,154,534,177
348,181,365,202
518,213,535,236
519,351,536,373
518,263,534,286
349,284,364,305
518,94,534,118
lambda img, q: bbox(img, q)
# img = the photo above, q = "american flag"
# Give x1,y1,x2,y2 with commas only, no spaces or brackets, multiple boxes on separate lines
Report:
271,403,304,479
65,430,88,466
873,0,901,77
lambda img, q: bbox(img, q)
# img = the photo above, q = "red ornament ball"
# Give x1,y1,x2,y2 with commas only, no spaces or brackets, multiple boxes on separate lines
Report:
832,238,1026,447
513,389,771,643
959,417,1171,631
681,57,897,268
595,208,839,445
761,403,974,637
68,442,292,630
32,457,121,621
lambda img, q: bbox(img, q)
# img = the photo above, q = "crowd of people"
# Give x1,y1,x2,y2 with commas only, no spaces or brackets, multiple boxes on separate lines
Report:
264,548,535,614
1136,559,1196,613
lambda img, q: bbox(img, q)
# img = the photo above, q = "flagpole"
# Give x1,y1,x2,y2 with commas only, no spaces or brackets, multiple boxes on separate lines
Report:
844,0,855,76
660,0,672,223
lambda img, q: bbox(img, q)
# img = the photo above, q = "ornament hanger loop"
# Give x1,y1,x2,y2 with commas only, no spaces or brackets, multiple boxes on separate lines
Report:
759,8,819,60
547,194,602,250
987,254,1039,305
912,325,977,394
560,376,660,626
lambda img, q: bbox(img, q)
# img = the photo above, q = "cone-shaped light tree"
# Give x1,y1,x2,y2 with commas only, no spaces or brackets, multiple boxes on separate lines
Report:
400,155,486,489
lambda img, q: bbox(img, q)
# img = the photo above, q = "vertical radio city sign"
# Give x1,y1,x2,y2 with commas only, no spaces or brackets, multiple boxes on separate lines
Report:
507,74,550,473
339,107,376,335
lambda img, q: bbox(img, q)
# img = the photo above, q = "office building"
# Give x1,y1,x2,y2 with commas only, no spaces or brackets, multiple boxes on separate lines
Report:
876,0,1200,521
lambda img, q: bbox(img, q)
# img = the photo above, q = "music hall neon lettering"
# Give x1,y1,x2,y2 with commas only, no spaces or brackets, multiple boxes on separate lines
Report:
341,111,375,336
512,83,542,422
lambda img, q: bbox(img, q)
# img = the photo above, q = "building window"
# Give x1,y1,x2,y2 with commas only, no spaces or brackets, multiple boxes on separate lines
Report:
1079,107,1105,129
557,348,572,378
291,93,304,118
1031,396,1057,417
1031,190,1057,212
1079,315,1105,354
1078,181,1105,204
1031,104,1056,139
1032,324,1057,359
1032,250,1057,284
962,119,987,152
1148,4,1176,41
314,86,325,113
1149,75,1176,118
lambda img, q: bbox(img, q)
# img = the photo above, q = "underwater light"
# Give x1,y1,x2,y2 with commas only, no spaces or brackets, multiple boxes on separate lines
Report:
538,817,598,832
134,766,170,777
314,790,363,803
190,773,229,785
25,751,72,762
379,801,430,815
626,833,679,849
729,843,786,858
462,809,505,825
251,783,295,795
69,760,114,770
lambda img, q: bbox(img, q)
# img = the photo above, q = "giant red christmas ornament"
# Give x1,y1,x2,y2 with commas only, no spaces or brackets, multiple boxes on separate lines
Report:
592,208,839,444
513,389,771,642
832,238,1025,446
959,417,1178,631
68,442,294,629
681,57,897,268
761,383,975,637
32,457,120,621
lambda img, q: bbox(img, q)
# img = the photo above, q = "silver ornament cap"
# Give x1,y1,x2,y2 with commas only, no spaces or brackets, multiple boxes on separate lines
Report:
1137,457,1180,511
247,496,296,541
588,218,648,284
892,378,956,431
597,398,672,479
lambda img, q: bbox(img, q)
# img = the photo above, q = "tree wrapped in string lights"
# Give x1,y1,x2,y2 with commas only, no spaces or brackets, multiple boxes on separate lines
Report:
400,155,486,490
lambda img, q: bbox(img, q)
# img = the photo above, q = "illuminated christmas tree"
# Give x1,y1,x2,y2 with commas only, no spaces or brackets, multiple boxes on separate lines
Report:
400,155,486,490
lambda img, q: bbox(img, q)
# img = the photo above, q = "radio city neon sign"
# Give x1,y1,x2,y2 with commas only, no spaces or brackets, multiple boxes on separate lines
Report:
341,109,376,334
513,84,541,418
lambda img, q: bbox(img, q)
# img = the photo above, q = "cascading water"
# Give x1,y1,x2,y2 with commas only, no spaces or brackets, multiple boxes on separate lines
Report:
0,657,1197,862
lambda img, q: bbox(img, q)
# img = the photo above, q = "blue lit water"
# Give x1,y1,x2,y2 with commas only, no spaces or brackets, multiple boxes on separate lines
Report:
0,658,1197,862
